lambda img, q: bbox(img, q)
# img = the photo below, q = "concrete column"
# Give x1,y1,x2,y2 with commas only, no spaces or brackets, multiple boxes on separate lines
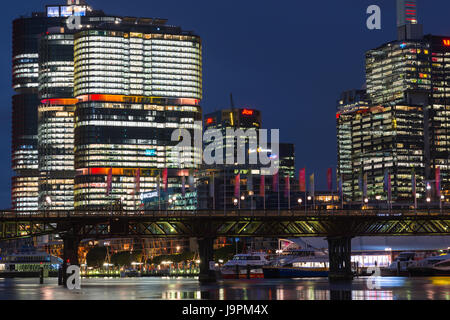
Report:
62,236,80,287
197,237,216,283
327,236,353,281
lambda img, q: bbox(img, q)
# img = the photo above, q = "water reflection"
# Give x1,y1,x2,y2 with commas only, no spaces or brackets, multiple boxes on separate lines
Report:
0,277,448,300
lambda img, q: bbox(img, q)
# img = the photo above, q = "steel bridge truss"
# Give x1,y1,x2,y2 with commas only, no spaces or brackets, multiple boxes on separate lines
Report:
1,210,450,240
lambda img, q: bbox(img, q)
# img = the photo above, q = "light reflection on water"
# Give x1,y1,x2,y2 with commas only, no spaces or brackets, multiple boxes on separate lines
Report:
0,277,449,300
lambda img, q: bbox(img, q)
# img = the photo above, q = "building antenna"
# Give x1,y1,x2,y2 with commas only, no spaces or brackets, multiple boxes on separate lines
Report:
230,93,235,109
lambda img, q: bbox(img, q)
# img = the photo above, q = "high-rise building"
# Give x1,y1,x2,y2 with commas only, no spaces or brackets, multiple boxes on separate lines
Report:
11,1,105,211
351,105,424,202
365,40,431,106
204,107,262,165
423,35,450,195
38,30,77,210
12,2,203,211
338,0,450,203
72,21,203,210
278,143,295,178
336,90,370,201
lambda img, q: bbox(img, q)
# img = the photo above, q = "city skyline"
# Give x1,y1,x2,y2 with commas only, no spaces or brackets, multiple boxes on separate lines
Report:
3,0,450,209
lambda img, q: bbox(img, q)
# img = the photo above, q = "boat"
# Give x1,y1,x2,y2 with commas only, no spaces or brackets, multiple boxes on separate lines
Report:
220,252,269,279
263,248,329,278
0,247,62,272
383,252,417,276
407,253,450,276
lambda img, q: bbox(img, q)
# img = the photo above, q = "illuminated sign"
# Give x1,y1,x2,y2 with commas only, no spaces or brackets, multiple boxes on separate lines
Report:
145,149,157,156
47,5,86,18
443,39,450,46
47,6,60,17
242,109,254,116
140,191,158,202
60,6,73,17
206,118,214,125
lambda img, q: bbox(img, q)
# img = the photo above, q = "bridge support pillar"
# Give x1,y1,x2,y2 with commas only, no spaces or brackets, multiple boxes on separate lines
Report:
327,236,353,281
197,237,216,283
62,236,80,287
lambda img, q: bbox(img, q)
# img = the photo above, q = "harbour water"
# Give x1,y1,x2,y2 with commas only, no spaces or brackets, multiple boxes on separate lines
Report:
0,277,449,300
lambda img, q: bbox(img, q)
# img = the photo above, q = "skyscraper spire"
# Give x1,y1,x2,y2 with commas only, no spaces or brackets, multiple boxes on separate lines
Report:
397,0,423,40
397,0,418,27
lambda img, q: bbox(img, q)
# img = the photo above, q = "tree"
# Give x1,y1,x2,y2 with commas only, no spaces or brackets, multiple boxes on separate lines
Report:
111,250,142,267
86,246,107,268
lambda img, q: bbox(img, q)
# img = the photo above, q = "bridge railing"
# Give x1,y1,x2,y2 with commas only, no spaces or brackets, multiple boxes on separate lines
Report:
0,209,449,219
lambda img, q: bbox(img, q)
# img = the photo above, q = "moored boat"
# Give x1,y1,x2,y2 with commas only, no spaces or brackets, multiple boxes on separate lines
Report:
220,252,269,279
407,253,450,276
263,249,329,278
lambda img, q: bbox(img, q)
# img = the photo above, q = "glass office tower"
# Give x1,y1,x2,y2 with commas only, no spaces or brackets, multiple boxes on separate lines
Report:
11,1,107,211
336,90,370,202
38,31,76,210
72,24,203,210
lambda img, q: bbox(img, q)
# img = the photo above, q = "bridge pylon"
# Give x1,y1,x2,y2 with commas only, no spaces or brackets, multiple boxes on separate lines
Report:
327,236,353,281
61,235,81,287
197,237,216,283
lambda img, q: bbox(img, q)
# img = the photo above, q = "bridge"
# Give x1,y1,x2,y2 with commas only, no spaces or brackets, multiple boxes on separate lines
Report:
1,209,449,282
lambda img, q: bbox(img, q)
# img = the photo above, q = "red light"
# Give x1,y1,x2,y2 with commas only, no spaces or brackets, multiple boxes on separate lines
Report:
336,113,340,119
206,118,214,124
242,109,254,116
443,40,450,46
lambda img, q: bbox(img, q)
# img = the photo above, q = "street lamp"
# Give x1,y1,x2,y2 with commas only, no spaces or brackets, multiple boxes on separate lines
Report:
298,198,302,205
364,198,369,204
233,198,238,206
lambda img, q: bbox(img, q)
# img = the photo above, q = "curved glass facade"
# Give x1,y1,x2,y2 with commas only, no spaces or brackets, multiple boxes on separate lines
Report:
73,100,202,210
73,30,202,99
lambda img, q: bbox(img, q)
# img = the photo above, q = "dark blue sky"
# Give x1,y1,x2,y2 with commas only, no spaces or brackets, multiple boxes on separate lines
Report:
0,0,450,208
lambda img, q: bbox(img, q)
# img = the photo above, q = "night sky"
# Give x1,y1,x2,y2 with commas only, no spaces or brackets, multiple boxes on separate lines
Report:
0,0,450,209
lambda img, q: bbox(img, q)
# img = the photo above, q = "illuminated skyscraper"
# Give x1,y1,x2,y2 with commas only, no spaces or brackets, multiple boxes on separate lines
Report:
72,21,203,210
12,1,112,211
336,90,369,202
38,31,77,210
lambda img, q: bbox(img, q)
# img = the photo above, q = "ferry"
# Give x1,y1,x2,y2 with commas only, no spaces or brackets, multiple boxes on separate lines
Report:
383,252,417,276
220,252,269,279
263,248,329,278
407,253,450,276
0,248,62,272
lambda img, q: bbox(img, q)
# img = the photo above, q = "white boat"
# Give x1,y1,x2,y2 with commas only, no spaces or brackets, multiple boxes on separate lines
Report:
221,252,269,279
263,248,329,278
407,253,450,276
387,252,417,274
0,248,62,272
